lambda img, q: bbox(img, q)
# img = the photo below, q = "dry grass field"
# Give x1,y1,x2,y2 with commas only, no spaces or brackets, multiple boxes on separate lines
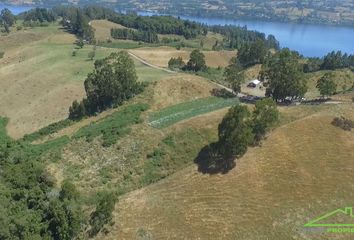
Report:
91,20,126,42
0,24,171,139
130,47,236,68
150,74,217,110
96,103,354,240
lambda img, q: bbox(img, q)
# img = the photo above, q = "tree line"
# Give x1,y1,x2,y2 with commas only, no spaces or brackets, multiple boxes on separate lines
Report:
304,51,354,72
108,14,206,39
111,28,158,43
209,25,280,50
19,8,56,24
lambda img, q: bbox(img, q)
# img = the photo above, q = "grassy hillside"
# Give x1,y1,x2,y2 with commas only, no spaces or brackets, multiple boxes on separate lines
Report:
91,19,126,42
0,23,170,138
98,103,354,240
306,69,354,99
1,19,354,240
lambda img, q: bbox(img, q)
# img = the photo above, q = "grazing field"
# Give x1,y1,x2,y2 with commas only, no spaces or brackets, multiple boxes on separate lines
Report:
98,103,354,240
130,47,236,68
148,97,239,128
0,24,171,139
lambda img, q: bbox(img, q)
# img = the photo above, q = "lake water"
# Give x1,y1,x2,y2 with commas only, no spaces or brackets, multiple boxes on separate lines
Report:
138,11,354,57
2,4,354,57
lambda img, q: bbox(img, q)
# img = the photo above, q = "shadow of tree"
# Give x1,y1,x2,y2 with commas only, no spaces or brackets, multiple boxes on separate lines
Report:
194,142,236,175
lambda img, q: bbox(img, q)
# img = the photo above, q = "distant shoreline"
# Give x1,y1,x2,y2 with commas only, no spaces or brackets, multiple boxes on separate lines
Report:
1,3,354,28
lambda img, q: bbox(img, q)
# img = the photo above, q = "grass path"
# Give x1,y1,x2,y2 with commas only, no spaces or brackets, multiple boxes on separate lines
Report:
148,97,239,128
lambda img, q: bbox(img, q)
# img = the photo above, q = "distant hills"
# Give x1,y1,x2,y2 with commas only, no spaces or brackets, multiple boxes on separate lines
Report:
2,0,354,26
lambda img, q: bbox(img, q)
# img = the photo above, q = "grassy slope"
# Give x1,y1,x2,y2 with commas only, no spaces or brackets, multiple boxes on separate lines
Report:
90,20,126,42
148,97,239,128
0,23,170,138
99,103,354,240
305,69,354,99
2,20,354,240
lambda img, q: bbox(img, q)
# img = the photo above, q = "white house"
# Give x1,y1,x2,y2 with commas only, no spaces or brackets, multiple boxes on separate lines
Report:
247,79,261,88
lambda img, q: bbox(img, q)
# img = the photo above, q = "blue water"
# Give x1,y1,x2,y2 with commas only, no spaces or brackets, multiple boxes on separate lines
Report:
138,11,354,57
2,5,354,57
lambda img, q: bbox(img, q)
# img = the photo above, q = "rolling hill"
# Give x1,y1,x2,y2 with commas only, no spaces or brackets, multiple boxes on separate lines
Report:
1,15,354,240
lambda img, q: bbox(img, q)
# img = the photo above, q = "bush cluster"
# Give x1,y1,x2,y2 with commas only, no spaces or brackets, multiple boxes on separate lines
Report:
332,117,354,131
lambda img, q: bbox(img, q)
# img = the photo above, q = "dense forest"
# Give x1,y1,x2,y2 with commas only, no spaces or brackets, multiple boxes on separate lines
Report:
111,28,158,43
209,25,279,50
109,14,206,39
304,51,354,72
19,8,56,23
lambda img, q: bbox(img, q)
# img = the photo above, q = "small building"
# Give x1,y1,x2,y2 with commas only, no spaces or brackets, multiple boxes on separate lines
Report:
247,79,261,88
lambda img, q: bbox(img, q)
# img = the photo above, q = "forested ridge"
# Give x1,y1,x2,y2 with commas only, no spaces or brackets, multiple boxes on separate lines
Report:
47,6,280,50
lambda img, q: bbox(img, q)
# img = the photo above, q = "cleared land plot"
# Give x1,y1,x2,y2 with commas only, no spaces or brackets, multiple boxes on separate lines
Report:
148,97,239,128
130,47,236,68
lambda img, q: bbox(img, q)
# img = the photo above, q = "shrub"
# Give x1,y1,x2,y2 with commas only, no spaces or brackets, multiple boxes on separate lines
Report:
185,49,206,72
332,117,354,131
168,56,185,70
88,50,95,60
0,51,4,59
23,119,74,142
89,192,116,237
83,51,143,113
69,100,86,120
74,103,149,147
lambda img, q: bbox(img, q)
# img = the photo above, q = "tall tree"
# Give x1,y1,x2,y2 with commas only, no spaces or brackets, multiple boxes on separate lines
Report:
316,72,337,98
84,51,142,113
0,8,16,30
237,39,268,67
252,98,279,144
186,49,206,72
261,48,307,101
224,58,244,95
217,105,253,160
